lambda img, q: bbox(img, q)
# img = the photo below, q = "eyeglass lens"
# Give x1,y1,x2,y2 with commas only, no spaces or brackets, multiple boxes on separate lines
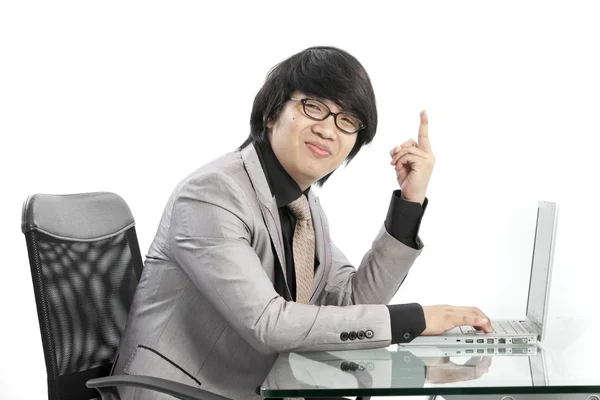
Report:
303,99,361,133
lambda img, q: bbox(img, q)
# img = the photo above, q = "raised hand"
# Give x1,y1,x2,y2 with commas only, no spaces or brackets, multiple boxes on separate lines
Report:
390,110,436,205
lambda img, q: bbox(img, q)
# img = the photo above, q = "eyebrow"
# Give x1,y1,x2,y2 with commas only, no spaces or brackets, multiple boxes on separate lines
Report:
298,92,354,115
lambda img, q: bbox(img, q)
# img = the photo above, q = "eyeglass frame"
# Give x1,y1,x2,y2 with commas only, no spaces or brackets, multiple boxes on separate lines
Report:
289,97,365,134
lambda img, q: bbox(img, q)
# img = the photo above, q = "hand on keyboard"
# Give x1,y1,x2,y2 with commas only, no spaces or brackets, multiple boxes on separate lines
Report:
421,305,493,336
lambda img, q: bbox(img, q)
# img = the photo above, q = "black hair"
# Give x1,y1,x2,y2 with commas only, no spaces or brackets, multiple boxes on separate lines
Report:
239,46,377,187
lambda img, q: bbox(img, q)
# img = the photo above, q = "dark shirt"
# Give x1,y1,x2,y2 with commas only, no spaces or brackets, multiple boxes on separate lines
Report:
253,140,427,343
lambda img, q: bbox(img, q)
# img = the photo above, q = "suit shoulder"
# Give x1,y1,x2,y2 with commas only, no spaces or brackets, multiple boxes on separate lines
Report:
166,150,258,230
175,150,248,198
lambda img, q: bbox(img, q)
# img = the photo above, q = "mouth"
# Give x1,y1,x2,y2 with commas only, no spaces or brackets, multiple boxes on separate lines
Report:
305,142,331,158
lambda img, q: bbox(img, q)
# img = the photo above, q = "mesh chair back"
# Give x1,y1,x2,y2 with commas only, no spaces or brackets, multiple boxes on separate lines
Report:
21,192,143,400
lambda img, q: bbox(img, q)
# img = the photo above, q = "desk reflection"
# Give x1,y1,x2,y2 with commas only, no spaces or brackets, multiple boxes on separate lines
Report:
262,346,532,391
262,318,600,398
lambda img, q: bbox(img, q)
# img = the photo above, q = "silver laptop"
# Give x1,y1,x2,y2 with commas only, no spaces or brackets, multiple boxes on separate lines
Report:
404,201,559,346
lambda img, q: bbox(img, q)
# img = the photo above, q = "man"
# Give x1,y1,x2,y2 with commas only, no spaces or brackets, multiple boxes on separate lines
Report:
112,46,492,399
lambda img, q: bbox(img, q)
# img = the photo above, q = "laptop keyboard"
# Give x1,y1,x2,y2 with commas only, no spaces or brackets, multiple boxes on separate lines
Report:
494,320,522,334
461,320,532,334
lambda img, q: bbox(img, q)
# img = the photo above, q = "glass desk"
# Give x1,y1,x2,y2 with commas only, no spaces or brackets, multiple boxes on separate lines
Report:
261,318,600,399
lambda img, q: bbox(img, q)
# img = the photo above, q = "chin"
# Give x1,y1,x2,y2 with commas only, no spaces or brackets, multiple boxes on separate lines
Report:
304,171,330,187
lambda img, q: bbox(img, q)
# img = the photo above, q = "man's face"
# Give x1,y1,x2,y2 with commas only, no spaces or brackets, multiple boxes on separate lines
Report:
267,91,358,190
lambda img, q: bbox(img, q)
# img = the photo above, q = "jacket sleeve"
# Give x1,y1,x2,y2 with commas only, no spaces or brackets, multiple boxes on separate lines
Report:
168,172,393,355
314,202,424,307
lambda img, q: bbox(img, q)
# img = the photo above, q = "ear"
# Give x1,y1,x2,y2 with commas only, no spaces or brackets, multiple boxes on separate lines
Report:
266,116,274,129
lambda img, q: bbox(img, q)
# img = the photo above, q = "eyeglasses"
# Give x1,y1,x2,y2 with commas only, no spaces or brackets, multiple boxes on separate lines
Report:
289,97,365,134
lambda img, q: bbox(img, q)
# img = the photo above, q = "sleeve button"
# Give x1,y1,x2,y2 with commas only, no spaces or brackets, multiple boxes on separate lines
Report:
403,332,411,340
357,330,365,340
340,332,349,341
349,331,357,340
365,330,374,339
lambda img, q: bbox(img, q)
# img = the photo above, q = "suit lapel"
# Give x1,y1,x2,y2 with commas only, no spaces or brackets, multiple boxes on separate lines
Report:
241,144,290,295
308,190,328,302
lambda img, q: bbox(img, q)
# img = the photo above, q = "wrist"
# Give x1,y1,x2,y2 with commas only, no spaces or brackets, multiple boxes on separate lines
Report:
401,192,424,206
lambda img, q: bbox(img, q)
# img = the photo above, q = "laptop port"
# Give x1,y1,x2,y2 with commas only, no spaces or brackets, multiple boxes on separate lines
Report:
513,337,527,344
514,348,527,354
487,348,494,354
477,339,484,343
487,339,494,344
466,339,473,343
499,348,506,354
499,338,506,344
466,349,474,353
477,349,484,354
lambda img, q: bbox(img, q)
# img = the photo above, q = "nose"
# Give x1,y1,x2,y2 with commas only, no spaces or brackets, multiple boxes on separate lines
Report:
313,115,337,140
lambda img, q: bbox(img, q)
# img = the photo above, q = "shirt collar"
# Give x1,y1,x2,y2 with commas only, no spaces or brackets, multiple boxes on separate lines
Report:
254,140,308,208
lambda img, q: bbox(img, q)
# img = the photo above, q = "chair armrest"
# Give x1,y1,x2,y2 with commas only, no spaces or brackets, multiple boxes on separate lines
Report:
86,374,231,400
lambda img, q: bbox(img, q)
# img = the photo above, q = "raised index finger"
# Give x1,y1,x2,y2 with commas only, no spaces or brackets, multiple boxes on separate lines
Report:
418,110,432,152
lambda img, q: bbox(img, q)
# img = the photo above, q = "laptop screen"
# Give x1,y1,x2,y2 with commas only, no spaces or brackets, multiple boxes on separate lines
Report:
526,201,558,334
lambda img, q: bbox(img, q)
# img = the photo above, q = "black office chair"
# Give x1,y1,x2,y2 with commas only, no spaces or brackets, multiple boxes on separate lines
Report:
22,192,229,400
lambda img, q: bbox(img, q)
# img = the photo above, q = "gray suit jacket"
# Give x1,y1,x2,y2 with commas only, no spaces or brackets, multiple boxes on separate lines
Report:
113,143,424,399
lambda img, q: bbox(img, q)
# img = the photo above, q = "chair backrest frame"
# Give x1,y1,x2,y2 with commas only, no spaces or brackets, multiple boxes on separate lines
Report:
22,192,143,400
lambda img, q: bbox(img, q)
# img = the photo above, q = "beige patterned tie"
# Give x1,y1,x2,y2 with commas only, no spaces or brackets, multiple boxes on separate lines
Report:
287,195,315,305
284,195,314,400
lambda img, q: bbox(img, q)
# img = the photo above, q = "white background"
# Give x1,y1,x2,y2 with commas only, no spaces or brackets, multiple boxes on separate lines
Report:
1,1,599,399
